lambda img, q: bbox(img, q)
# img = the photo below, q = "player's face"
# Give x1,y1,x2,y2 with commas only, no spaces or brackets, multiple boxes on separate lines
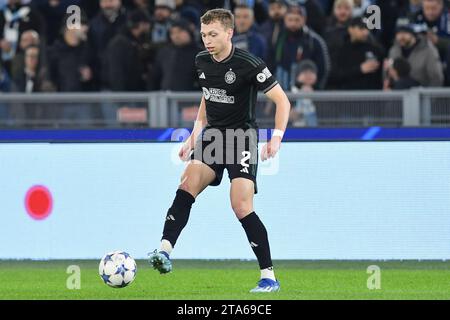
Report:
200,21,233,56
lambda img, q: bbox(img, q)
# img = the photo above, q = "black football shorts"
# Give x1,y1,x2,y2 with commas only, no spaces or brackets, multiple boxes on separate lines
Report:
190,127,259,194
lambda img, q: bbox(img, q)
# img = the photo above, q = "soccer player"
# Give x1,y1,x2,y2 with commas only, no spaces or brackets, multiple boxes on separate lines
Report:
149,8,291,293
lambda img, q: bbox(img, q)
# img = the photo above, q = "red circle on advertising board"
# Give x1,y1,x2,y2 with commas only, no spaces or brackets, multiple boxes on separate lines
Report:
25,185,53,220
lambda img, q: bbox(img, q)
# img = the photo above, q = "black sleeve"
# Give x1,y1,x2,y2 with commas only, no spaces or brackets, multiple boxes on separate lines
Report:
247,59,278,93
194,54,201,72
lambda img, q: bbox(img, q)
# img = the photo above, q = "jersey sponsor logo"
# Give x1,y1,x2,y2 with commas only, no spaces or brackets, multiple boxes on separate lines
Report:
225,69,236,84
199,72,206,79
262,67,272,78
256,67,272,83
202,87,235,104
202,87,211,100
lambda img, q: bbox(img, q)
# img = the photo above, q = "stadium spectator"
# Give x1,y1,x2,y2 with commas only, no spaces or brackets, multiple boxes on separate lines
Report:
270,3,330,89
149,19,201,91
323,0,353,89
78,0,100,20
352,0,372,17
414,0,450,41
228,0,269,25
105,9,151,91
325,0,353,33
388,23,444,87
188,0,228,13
260,0,287,49
0,63,10,92
384,57,420,90
151,0,175,45
172,0,203,30
232,4,267,59
413,0,450,84
404,0,423,18
11,44,53,93
133,0,151,13
10,44,55,125
300,0,327,35
317,0,335,15
0,59,10,123
86,0,127,90
328,17,384,90
375,0,412,51
47,21,93,92
0,0,45,74
34,0,74,46
11,29,40,81
290,59,318,127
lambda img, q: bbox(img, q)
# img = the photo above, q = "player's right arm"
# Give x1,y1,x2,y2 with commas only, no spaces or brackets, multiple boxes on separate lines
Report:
178,96,208,161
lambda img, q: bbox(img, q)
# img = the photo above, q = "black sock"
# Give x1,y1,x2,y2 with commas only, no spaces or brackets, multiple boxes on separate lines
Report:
161,189,195,247
239,212,273,269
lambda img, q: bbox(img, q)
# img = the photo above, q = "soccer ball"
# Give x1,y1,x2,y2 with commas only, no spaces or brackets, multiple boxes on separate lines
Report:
99,251,137,288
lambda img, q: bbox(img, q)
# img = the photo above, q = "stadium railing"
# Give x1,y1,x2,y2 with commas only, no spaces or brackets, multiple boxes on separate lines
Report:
0,88,449,128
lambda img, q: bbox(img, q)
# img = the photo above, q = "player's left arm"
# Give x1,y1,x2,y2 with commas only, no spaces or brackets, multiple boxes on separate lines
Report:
261,83,291,161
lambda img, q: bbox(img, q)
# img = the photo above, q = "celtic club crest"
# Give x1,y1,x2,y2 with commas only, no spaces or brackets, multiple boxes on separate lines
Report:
225,70,236,84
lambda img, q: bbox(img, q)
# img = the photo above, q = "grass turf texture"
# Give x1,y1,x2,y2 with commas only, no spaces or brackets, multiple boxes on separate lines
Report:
0,260,449,300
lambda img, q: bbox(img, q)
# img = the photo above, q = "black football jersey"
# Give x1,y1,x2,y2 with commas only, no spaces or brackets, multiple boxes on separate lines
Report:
195,46,278,130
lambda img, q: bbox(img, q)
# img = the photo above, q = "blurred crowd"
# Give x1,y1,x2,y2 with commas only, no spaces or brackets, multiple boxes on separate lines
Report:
0,0,449,96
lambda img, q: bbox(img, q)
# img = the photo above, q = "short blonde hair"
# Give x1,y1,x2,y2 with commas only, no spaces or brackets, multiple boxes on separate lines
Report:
200,8,234,30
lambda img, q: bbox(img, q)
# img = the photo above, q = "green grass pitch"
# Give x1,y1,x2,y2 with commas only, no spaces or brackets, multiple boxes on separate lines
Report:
1,260,449,300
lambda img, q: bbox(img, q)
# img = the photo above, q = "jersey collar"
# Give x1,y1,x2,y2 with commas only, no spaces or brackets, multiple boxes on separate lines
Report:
211,45,235,64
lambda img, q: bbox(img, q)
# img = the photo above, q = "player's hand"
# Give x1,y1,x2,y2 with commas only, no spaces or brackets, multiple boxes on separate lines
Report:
261,136,281,161
178,141,193,162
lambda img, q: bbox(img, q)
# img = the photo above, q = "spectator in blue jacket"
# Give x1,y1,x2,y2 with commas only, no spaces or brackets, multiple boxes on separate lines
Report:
232,4,268,59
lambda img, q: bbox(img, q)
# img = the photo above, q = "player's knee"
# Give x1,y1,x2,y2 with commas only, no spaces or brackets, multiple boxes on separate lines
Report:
231,200,253,219
179,175,200,198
